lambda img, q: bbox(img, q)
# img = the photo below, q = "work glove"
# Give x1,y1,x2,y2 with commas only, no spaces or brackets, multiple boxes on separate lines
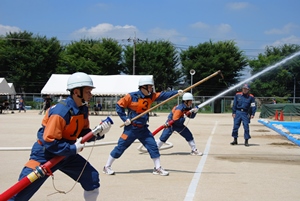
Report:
93,121,112,137
164,120,172,127
75,137,85,153
190,107,199,113
178,90,184,96
99,121,111,136
124,119,131,126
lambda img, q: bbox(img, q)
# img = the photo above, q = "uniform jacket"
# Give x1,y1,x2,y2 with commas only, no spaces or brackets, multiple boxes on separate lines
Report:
168,102,196,127
232,92,256,116
116,90,178,125
36,96,98,158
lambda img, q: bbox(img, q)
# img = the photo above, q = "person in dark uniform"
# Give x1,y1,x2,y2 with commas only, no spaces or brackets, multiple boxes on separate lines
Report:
156,92,203,156
103,77,183,176
230,83,256,147
9,72,112,201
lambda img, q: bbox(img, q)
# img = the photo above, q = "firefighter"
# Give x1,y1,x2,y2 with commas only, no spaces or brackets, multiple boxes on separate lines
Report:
230,83,256,147
103,77,183,176
156,92,203,156
10,72,111,201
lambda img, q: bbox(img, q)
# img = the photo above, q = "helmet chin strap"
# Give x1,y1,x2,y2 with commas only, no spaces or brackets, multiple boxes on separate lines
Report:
141,86,152,96
77,88,88,106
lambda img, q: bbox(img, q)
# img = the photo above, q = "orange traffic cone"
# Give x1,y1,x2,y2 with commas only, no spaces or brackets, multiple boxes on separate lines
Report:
279,110,284,121
274,110,278,120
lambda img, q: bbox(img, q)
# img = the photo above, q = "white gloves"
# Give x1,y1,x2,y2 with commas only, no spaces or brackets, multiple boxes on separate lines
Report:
178,90,184,96
190,107,199,113
75,137,85,153
99,121,111,136
124,119,131,126
92,121,112,137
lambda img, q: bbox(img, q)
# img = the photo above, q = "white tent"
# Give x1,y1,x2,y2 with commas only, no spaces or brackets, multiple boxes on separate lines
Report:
0,78,16,95
8,83,16,95
41,74,154,96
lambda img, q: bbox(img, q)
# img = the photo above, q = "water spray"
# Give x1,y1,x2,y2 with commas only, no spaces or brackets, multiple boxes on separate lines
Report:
197,51,300,109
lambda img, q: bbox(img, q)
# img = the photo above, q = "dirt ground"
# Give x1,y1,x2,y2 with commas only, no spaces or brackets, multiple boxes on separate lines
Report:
0,110,300,201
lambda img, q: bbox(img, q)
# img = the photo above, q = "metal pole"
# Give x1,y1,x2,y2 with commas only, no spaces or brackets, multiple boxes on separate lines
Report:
191,75,193,94
190,69,196,94
133,33,136,75
293,76,296,103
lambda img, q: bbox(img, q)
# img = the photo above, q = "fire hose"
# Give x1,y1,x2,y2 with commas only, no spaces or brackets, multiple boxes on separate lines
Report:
120,70,222,128
137,108,197,153
0,117,113,201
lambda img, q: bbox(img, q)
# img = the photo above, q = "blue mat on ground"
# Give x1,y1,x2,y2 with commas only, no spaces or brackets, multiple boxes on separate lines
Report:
258,119,300,146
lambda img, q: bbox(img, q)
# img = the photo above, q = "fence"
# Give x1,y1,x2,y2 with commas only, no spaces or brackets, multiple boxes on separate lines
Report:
1,93,300,114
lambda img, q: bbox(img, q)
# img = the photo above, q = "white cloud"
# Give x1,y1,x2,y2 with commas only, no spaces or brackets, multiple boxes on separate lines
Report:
227,2,250,10
146,27,187,42
190,22,209,29
271,35,300,46
264,23,299,35
71,23,187,43
258,35,300,50
0,24,21,36
190,22,234,40
71,23,137,40
217,23,232,34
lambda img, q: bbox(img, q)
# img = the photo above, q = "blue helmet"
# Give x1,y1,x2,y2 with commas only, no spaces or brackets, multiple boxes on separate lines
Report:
242,83,250,89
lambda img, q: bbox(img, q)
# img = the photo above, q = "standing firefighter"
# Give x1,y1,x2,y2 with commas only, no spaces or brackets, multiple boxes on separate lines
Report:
230,83,256,147
9,72,111,201
156,92,203,155
103,77,183,176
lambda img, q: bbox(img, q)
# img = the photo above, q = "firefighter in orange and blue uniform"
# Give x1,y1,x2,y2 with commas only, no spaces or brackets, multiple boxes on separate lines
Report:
10,72,111,201
230,83,256,147
156,92,203,156
103,77,183,176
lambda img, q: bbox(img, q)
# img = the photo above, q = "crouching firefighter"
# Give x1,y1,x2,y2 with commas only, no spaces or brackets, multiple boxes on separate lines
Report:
9,72,112,201
156,92,203,156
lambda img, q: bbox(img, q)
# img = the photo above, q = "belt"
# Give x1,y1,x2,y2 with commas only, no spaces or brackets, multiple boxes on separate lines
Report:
132,123,144,128
37,139,43,145
237,108,247,112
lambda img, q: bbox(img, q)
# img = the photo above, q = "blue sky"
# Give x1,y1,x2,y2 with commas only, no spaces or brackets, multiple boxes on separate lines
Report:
1,0,300,59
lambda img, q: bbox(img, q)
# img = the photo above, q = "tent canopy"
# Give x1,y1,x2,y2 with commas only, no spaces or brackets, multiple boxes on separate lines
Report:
41,74,154,96
0,78,16,95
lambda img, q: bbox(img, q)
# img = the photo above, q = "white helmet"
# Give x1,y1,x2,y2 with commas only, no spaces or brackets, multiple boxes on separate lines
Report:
139,77,154,86
182,92,194,101
67,72,95,90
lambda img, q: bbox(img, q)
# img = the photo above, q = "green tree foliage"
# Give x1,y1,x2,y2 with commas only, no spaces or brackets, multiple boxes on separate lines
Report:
123,40,182,91
57,38,123,75
249,44,300,98
0,31,62,93
180,40,247,96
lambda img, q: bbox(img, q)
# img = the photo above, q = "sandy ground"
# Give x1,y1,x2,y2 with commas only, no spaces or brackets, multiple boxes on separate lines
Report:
0,110,299,201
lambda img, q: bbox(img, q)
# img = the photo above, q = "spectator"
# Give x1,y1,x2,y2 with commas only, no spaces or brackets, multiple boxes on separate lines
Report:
18,99,26,113
39,95,53,115
94,101,102,115
3,100,10,113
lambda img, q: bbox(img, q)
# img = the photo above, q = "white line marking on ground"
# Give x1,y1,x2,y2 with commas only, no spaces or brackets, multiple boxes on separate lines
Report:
184,121,218,201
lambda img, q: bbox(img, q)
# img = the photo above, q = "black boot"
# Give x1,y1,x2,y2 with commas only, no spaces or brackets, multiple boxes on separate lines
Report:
230,138,238,145
245,139,249,147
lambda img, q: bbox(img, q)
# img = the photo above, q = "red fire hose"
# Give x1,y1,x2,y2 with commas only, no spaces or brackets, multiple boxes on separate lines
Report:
0,117,113,200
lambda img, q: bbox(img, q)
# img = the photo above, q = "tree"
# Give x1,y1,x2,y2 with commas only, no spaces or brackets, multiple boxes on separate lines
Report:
180,40,247,96
57,38,123,75
123,40,182,91
249,44,300,98
0,31,62,93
